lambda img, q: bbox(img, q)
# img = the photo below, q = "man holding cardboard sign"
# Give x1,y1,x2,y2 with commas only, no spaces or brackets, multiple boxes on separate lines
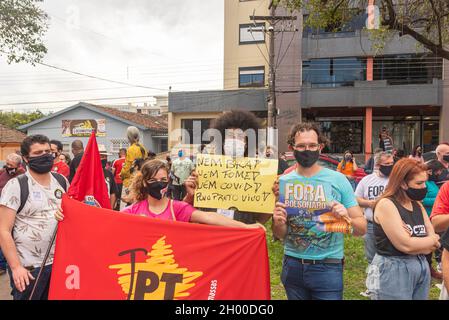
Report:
273,123,367,300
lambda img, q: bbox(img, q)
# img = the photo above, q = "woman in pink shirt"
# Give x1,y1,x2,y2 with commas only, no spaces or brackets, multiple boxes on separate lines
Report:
124,160,263,228
56,160,263,230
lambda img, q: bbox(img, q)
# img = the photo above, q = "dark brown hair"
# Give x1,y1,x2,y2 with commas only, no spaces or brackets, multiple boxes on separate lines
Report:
287,122,329,147
211,110,262,156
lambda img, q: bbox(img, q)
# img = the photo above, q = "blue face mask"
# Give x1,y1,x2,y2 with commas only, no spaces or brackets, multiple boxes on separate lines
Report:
178,151,183,158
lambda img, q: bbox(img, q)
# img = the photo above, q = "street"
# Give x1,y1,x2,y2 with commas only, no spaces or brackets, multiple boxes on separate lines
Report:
0,272,12,300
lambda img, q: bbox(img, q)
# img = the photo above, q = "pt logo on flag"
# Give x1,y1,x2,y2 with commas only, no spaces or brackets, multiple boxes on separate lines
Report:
109,236,203,300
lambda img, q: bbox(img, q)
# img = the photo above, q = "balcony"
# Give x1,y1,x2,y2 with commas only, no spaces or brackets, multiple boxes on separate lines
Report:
169,89,268,113
302,30,428,59
301,79,442,108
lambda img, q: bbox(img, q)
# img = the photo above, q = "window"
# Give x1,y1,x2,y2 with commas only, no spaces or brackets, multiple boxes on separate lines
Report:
303,12,366,37
110,138,129,153
149,110,161,116
373,54,443,85
302,57,366,87
239,23,265,44
159,138,168,152
181,119,212,145
239,66,265,88
320,120,364,154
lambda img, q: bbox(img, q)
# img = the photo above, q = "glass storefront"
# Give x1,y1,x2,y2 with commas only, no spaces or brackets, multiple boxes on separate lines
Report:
316,118,364,154
372,117,439,154
305,115,439,156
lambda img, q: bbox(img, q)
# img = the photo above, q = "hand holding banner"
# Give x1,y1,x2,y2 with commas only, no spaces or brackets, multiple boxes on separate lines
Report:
194,155,278,214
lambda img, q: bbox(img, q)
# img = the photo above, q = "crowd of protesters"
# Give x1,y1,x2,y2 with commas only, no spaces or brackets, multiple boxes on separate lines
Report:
0,112,449,301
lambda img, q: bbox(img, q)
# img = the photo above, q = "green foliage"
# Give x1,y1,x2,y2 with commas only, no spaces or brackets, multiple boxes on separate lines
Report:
0,110,46,129
275,0,449,59
0,0,49,64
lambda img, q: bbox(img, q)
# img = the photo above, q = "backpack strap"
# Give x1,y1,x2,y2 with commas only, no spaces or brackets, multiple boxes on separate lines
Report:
51,172,68,192
17,173,67,214
17,175,29,214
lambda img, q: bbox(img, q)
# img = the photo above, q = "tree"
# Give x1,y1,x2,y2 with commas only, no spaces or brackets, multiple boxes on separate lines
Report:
0,0,49,64
0,110,46,129
276,0,449,59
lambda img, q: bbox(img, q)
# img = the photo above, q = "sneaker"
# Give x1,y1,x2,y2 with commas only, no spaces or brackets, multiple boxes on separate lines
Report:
360,289,372,298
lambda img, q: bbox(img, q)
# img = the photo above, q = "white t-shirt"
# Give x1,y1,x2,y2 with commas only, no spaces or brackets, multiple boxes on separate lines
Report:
355,172,389,222
0,172,68,268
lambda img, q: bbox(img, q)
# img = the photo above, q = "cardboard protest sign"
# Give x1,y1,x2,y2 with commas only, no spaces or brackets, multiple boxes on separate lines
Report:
49,196,270,300
194,154,278,214
279,174,353,237
277,172,354,261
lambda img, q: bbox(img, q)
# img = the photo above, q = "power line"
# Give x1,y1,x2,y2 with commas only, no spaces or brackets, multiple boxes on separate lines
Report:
36,62,170,92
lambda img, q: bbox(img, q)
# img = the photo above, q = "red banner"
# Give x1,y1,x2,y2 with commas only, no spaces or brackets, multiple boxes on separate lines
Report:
49,196,271,300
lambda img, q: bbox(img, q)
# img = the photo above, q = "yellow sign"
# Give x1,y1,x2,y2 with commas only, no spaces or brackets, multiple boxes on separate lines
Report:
194,154,278,214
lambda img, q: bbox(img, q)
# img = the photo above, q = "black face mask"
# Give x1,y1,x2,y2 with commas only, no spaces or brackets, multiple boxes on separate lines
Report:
405,186,428,201
101,159,107,168
27,153,54,174
294,150,320,168
4,166,17,176
379,165,393,177
444,155,449,163
146,181,168,200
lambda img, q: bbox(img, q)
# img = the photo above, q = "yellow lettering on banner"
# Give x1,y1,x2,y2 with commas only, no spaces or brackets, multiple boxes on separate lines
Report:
194,155,278,214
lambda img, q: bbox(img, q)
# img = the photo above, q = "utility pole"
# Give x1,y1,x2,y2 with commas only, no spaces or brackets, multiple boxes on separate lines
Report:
268,3,276,129
250,1,297,130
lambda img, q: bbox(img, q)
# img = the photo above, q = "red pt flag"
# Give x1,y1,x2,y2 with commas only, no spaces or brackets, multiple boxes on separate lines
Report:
49,196,271,300
67,131,111,209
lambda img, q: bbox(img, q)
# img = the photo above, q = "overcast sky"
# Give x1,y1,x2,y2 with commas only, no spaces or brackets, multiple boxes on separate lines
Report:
0,0,224,113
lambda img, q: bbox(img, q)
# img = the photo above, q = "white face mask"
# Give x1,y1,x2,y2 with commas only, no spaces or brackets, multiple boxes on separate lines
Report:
224,139,246,157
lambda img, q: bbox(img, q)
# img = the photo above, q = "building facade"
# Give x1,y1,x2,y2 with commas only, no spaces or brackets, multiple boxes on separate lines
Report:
0,124,26,162
169,0,275,152
19,102,168,161
169,0,449,158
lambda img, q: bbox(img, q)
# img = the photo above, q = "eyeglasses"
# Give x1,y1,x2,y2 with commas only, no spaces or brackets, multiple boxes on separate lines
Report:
293,143,321,151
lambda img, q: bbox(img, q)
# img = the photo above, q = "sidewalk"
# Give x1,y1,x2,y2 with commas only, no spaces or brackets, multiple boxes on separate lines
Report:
0,272,12,300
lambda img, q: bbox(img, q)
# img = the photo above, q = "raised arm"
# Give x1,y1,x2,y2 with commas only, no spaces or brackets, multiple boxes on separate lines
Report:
190,210,264,230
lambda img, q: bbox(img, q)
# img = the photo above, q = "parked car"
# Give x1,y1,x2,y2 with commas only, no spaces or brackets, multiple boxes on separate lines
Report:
423,151,437,162
283,152,367,183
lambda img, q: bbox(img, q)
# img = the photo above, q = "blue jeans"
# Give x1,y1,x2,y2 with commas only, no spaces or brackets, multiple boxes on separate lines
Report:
7,264,52,300
367,254,430,300
0,249,6,270
281,255,344,300
364,222,376,264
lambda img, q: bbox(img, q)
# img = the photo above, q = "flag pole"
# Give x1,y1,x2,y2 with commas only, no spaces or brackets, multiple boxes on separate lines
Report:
28,225,58,300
